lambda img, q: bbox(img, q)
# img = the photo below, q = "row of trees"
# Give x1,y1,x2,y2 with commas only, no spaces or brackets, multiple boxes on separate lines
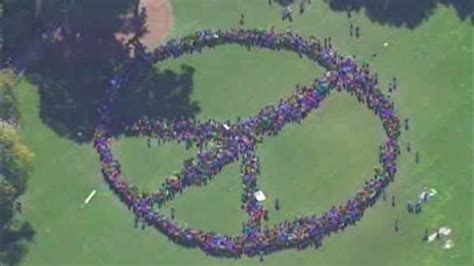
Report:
0,70,35,266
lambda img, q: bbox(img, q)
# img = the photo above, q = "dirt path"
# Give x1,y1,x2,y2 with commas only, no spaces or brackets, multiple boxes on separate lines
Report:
116,0,173,50
139,0,173,48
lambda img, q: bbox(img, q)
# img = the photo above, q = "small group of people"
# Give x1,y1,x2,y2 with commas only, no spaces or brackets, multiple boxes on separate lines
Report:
93,28,401,258
349,23,360,38
279,0,312,22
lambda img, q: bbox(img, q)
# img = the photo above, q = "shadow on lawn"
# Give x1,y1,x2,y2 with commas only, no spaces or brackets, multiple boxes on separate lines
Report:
328,0,472,28
276,0,295,6
111,65,200,128
36,62,200,143
275,0,472,28
0,222,35,266
4,0,200,143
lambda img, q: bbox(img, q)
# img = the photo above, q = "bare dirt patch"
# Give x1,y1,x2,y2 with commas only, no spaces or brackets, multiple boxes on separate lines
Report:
116,0,173,50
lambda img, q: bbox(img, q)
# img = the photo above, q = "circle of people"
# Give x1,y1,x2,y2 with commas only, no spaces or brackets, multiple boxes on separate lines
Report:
93,28,401,258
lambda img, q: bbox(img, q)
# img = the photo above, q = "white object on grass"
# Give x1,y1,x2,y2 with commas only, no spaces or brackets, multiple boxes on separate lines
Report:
443,239,454,249
254,191,266,202
439,226,452,236
419,188,437,201
427,232,438,243
427,226,452,243
383,42,389,47
223,124,230,130
81,190,97,208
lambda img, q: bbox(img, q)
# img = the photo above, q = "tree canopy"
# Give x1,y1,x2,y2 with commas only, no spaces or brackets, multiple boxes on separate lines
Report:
0,70,34,266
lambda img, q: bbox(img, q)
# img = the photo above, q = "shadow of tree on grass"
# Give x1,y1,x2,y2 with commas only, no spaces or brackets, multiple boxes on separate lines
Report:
276,0,295,7
4,0,201,143
327,0,472,28
111,64,200,126
275,0,471,28
0,221,35,266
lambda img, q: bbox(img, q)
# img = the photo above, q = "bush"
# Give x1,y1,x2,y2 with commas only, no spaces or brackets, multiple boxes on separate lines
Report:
0,125,33,196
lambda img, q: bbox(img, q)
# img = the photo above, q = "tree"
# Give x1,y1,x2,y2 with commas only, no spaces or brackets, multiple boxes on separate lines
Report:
0,124,34,266
0,125,33,196
0,70,20,123
0,70,34,266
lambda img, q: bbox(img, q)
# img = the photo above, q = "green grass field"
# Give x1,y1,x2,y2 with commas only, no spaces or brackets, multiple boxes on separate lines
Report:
16,0,472,265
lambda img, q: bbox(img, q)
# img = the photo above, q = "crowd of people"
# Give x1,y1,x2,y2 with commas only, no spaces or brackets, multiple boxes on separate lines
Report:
93,28,401,258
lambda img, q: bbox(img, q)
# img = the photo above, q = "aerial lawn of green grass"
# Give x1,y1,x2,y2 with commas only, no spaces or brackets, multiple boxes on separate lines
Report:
17,0,471,265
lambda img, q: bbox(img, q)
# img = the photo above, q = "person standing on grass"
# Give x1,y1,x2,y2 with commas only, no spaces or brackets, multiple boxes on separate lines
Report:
171,207,175,220
282,6,293,22
299,0,305,15
391,195,396,207
407,201,413,213
355,26,360,38
15,201,22,214
275,198,280,211
350,23,354,37
423,229,428,241
394,218,399,232
240,13,245,26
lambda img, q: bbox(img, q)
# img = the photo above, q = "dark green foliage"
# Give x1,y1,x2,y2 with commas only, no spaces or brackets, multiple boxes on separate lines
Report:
0,84,20,123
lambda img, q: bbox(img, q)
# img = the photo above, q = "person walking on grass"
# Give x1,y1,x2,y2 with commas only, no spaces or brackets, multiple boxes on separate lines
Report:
282,6,293,22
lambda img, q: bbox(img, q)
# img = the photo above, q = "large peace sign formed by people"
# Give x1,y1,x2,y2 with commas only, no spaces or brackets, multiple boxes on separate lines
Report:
93,28,401,258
